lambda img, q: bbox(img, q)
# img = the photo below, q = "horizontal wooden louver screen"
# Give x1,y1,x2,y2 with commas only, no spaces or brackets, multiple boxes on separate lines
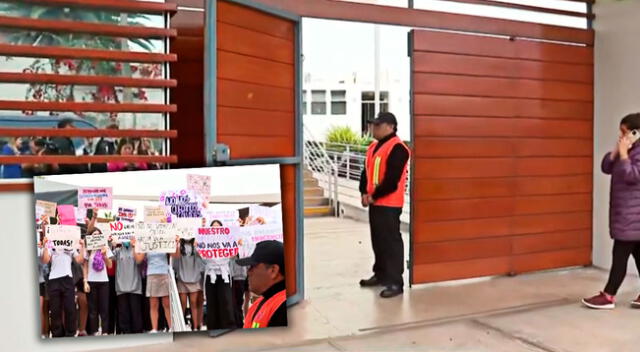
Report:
0,0,178,170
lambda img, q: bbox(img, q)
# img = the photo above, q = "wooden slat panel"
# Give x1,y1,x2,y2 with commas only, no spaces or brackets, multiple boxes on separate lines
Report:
512,247,591,273
512,230,591,255
412,257,511,283
0,72,177,88
253,0,593,45
414,73,593,102
218,50,294,89
414,116,592,139
218,79,294,112
413,30,593,63
10,0,178,14
218,22,294,65
414,212,590,243
413,52,593,83
0,155,177,164
0,100,176,113
415,194,592,222
0,44,177,63
218,1,295,41
515,174,592,196
218,107,293,137
0,16,177,39
0,183,33,192
414,94,592,120
415,217,512,243
0,128,177,138
217,135,294,159
511,212,591,236
414,175,592,200
414,138,592,158
414,157,592,179
515,157,592,176
414,237,512,265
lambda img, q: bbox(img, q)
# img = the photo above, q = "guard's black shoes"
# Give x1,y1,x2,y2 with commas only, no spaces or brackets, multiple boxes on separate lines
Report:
380,285,403,298
359,275,380,287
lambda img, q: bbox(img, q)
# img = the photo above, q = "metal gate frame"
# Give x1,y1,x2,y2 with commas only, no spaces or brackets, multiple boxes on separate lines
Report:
204,0,305,310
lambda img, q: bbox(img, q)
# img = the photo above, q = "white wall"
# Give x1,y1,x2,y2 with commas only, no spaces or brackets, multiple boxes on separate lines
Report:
593,0,640,276
0,191,173,351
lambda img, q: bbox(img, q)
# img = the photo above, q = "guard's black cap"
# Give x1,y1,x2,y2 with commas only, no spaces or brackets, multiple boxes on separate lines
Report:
236,240,285,274
368,112,398,126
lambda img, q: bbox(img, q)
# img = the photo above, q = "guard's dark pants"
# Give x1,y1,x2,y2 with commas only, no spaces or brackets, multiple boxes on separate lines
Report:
369,205,404,287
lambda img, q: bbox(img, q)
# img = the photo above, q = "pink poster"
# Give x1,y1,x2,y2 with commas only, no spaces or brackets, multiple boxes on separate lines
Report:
57,204,77,225
78,187,113,209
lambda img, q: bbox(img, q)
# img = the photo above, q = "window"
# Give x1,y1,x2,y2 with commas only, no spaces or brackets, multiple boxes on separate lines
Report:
361,91,389,134
311,90,326,115
331,90,347,115
302,90,308,115
0,2,177,182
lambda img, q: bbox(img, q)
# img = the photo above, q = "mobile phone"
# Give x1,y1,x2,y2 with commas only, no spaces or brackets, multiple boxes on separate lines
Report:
626,129,640,147
86,208,94,219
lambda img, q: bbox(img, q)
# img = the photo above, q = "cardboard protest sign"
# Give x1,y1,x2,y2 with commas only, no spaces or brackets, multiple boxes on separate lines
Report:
117,207,137,222
160,189,202,219
85,232,108,251
203,209,240,227
172,217,201,239
78,187,113,209
134,223,177,253
108,221,135,242
240,224,284,243
57,204,77,225
196,226,239,259
36,200,57,219
144,206,167,223
248,205,276,222
74,207,86,225
187,174,211,206
94,223,111,237
45,225,81,250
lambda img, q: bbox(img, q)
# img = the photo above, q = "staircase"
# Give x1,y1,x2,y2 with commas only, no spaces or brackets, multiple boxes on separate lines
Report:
303,168,333,217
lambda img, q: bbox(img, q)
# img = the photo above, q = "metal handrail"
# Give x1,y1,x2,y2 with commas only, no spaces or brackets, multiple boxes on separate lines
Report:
303,125,339,215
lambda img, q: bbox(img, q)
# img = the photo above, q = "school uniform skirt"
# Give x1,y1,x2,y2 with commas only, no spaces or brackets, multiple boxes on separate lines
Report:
145,274,170,298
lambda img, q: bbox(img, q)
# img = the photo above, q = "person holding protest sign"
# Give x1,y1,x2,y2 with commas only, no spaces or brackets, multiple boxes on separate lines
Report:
41,231,86,337
236,240,287,328
113,237,145,334
172,237,204,331
83,228,114,336
202,220,236,330
137,235,180,333
37,235,50,338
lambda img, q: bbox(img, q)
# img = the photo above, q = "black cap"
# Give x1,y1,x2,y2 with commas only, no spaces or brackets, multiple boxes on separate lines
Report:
368,112,397,126
236,240,285,273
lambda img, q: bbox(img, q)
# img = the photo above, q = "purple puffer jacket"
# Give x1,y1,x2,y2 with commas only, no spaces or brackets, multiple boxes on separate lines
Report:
602,145,640,241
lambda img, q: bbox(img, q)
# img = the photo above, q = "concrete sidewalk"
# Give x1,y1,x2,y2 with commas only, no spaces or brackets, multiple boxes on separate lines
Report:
104,218,640,352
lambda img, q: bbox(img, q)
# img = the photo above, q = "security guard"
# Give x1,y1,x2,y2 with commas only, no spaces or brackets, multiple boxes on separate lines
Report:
236,240,287,328
359,112,410,298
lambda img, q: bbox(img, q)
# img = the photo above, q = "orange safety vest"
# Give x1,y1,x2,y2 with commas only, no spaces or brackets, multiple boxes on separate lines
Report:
365,135,410,208
243,289,287,329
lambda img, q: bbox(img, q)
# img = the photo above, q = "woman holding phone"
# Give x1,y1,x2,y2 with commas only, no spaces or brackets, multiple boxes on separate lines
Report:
583,113,640,309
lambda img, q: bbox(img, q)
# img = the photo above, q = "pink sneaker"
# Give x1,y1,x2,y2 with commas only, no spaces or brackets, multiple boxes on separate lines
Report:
631,295,640,309
582,292,615,310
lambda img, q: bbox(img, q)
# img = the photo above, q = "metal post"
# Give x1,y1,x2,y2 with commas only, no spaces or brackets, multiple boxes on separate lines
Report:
374,24,381,116
346,144,350,179
204,0,217,165
586,2,593,30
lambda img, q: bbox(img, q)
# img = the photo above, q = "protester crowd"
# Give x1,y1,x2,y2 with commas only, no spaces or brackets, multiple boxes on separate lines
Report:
1,119,161,179
37,208,270,338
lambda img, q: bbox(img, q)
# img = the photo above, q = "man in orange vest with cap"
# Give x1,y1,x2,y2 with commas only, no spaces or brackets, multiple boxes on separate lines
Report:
236,240,287,328
359,112,410,298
